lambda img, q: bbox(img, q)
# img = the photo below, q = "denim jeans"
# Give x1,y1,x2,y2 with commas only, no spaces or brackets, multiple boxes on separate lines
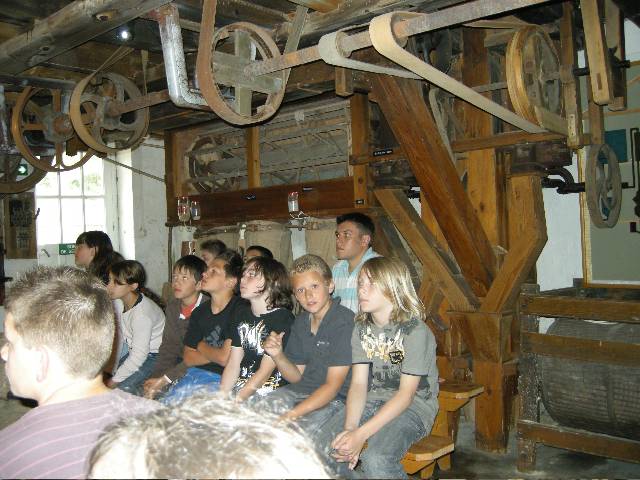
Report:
259,386,348,478
355,400,427,479
116,352,158,396
160,367,221,404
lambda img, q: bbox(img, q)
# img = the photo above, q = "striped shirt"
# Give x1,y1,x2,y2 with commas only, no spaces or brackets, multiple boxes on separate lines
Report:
0,389,158,479
331,247,380,313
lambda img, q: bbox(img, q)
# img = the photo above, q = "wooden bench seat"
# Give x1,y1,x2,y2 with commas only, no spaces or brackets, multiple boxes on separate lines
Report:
401,380,484,478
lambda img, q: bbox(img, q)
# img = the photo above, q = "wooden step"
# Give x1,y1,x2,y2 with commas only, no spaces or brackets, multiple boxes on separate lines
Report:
439,380,484,400
405,434,455,462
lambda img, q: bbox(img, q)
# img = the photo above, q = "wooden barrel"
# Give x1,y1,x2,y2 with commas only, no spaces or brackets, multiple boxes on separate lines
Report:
538,318,640,440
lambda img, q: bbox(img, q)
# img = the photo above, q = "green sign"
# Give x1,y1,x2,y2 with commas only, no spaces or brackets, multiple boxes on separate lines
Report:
59,243,76,255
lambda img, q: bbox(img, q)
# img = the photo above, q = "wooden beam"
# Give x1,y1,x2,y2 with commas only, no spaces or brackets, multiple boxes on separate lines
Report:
451,131,563,153
480,175,547,313
518,420,640,465
521,331,640,367
370,75,496,297
350,93,370,208
374,188,478,311
245,126,260,188
520,294,640,323
581,0,614,105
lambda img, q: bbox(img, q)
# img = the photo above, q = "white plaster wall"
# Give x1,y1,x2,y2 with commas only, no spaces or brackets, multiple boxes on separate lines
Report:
130,139,169,295
536,161,583,291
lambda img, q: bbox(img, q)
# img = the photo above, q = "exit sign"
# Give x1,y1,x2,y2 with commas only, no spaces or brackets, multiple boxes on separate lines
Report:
59,243,76,255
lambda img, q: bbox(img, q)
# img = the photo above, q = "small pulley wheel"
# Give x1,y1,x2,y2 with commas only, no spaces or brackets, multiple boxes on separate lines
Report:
586,143,622,228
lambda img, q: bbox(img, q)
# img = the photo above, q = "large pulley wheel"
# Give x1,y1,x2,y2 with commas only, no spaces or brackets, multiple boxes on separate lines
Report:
506,26,562,124
197,22,286,125
0,153,48,194
586,143,622,228
10,86,93,172
70,72,149,154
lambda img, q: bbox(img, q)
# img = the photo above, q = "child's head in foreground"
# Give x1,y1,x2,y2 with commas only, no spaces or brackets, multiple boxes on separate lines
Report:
88,395,330,479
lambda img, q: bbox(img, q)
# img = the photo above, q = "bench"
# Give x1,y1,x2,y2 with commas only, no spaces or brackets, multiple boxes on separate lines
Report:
401,381,484,478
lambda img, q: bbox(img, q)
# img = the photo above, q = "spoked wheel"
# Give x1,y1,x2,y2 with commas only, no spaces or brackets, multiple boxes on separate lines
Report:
0,153,48,194
196,21,286,125
586,143,622,228
10,86,93,172
506,26,562,124
69,72,149,154
186,135,239,193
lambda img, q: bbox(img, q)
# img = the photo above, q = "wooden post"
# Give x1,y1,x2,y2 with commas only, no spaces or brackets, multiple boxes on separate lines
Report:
559,2,585,148
581,0,614,105
350,93,370,208
246,126,260,188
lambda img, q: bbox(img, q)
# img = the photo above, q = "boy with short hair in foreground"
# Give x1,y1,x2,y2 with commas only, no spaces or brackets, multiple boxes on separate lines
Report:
0,266,157,479
263,254,354,460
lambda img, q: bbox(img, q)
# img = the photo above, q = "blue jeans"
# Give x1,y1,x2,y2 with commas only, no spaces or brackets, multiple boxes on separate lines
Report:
260,387,348,478
160,367,221,404
116,352,158,396
327,400,427,479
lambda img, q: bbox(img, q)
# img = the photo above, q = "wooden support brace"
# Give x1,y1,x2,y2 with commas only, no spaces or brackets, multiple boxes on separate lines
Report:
374,188,478,311
370,74,496,297
480,174,547,313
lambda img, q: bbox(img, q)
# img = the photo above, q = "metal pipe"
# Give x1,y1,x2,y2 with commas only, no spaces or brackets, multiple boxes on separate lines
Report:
151,4,211,111
245,0,552,77
0,0,171,75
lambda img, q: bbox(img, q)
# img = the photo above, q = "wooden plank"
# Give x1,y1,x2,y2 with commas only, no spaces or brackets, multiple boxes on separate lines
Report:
481,175,547,313
518,420,640,464
439,381,484,399
245,126,260,188
519,295,640,323
374,189,478,311
521,331,640,366
581,0,614,105
405,435,455,462
559,2,585,148
185,177,354,225
451,131,563,153
350,93,370,208
370,75,496,297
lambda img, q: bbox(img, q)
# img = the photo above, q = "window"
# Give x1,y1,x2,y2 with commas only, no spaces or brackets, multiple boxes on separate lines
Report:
35,155,108,245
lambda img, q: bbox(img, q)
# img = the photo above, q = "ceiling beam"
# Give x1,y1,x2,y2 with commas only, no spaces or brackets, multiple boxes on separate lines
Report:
0,0,171,75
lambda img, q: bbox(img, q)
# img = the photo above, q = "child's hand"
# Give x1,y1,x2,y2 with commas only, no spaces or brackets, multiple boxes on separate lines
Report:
143,377,169,398
262,331,285,358
331,429,366,469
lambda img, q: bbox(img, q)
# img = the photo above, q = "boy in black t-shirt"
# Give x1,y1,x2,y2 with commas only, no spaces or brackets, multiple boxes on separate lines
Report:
220,257,295,401
162,250,246,403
